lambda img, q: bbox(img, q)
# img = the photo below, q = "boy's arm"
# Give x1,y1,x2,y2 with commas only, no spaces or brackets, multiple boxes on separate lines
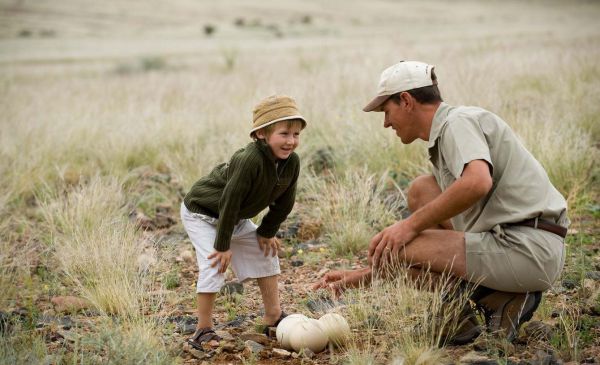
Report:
214,154,255,251
257,159,300,238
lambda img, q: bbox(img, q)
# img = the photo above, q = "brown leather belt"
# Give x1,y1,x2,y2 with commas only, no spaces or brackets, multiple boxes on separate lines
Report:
505,218,567,239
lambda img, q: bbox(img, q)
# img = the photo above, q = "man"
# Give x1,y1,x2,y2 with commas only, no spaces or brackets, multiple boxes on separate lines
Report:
313,61,569,343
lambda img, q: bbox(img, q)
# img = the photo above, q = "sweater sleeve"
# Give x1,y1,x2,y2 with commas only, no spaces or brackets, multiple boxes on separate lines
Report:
256,156,300,238
214,153,256,251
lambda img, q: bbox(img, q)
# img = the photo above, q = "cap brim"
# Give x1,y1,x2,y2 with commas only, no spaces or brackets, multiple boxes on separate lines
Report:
363,94,391,112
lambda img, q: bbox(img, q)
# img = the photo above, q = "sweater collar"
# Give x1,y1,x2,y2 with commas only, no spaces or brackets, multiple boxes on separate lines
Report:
253,139,279,163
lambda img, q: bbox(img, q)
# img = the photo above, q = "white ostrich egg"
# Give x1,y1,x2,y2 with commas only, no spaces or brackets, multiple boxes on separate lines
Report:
276,314,308,350
288,318,329,353
318,313,351,346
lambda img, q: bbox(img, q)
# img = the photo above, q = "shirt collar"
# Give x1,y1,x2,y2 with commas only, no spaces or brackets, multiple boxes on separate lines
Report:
427,102,453,149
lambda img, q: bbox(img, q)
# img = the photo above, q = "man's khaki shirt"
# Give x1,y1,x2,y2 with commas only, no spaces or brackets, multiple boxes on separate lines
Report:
428,103,569,233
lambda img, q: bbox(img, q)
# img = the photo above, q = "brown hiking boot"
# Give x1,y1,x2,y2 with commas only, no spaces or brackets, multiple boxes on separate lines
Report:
475,291,542,342
441,303,482,345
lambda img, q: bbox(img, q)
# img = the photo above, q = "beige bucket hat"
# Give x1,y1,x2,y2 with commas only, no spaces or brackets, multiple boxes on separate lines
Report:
250,95,307,137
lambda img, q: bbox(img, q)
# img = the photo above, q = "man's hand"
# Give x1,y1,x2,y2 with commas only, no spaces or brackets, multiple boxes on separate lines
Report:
208,250,233,274
311,268,372,298
368,219,418,271
257,234,281,257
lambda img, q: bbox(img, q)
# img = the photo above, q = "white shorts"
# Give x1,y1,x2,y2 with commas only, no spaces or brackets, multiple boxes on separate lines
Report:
180,202,280,293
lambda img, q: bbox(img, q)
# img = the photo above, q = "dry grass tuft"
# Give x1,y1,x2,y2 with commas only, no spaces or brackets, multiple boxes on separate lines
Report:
302,170,405,256
341,267,473,365
38,177,148,317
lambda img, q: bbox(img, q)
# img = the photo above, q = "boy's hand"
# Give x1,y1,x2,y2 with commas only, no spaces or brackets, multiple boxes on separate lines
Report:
208,250,233,273
257,235,281,257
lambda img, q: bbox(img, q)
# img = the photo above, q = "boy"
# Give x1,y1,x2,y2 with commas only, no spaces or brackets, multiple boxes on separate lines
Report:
180,95,306,349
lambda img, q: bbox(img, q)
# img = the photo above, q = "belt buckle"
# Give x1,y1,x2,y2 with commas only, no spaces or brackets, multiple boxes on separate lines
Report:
533,217,539,229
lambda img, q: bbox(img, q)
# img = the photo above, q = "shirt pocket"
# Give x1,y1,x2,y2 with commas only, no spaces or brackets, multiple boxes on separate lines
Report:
271,178,292,200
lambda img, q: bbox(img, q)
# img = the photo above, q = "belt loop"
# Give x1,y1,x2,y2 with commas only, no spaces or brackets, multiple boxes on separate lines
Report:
534,217,539,229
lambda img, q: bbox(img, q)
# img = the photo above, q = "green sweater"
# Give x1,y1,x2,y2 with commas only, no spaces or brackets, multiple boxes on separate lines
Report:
183,140,300,252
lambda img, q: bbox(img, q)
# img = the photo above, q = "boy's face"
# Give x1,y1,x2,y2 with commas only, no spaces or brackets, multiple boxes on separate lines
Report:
257,122,302,160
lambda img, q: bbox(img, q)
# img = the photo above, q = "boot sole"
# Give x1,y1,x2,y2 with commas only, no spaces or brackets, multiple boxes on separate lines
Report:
448,325,482,345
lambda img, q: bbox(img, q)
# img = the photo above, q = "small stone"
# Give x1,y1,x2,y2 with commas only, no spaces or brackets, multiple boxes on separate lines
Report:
239,332,269,345
460,351,499,364
272,348,292,358
219,315,247,328
277,222,299,239
214,330,235,341
291,260,304,267
562,279,578,289
50,296,90,314
220,282,244,296
304,239,325,250
178,323,197,335
219,342,236,353
585,271,600,281
60,316,75,329
306,298,336,313
299,348,315,359
243,340,264,356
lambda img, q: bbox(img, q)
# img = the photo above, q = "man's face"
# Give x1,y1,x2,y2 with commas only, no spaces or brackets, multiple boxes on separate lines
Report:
381,96,417,144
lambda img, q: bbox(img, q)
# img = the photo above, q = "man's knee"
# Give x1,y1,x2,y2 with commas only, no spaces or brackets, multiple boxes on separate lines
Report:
407,175,440,212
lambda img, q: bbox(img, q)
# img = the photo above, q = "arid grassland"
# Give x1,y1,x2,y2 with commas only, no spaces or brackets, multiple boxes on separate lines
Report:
1,0,599,364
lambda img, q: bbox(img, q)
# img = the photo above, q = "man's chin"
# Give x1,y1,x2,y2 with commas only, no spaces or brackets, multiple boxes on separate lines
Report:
400,137,413,144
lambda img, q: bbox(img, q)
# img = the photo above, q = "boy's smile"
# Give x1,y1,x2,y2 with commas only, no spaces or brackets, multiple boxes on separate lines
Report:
260,122,302,160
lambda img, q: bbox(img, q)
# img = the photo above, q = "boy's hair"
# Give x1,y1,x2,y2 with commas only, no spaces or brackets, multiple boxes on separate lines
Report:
253,119,305,139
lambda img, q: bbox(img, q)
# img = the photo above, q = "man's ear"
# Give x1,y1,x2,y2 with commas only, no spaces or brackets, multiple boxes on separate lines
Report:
255,129,265,139
401,92,411,109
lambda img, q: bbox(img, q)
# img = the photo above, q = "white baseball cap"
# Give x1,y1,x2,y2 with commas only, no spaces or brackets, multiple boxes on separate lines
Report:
363,61,436,112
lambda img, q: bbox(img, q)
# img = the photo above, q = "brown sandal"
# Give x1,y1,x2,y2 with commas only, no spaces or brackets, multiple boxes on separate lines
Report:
188,327,222,350
262,311,287,338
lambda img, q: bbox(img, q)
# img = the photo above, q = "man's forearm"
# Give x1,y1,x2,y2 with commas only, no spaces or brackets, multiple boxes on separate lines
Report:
405,161,492,233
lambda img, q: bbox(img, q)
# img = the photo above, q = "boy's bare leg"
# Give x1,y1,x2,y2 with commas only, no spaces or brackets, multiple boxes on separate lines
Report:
257,275,282,325
196,293,216,329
